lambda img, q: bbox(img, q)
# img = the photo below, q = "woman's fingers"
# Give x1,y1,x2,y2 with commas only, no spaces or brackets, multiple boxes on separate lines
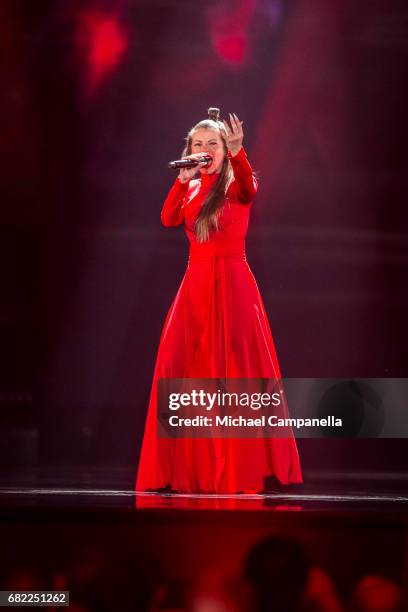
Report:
227,113,244,137
229,113,239,133
224,120,237,141
222,119,232,137
233,112,243,125
230,113,242,134
233,113,244,135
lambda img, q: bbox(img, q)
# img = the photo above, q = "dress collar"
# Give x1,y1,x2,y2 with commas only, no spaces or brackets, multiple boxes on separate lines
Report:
200,171,220,187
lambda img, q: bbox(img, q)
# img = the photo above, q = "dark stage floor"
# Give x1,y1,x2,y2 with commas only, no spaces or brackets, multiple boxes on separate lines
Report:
1,468,408,513
1,468,407,608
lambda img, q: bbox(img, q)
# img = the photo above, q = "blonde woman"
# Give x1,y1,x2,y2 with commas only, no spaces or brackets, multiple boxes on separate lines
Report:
136,108,302,494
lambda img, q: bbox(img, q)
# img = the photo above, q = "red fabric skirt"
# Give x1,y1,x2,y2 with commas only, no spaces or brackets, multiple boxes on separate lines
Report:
136,254,302,493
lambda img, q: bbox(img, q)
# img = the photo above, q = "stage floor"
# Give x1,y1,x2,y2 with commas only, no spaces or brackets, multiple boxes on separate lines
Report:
0,469,407,607
1,481,408,513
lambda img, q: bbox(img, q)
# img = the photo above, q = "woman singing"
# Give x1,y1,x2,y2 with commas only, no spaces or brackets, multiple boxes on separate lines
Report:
136,107,302,494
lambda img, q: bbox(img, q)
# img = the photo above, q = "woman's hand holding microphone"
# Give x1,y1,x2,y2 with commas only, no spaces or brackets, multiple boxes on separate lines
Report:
178,153,211,184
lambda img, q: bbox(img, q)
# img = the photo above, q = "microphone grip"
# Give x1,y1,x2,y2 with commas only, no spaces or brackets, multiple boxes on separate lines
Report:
168,155,212,169
168,159,200,169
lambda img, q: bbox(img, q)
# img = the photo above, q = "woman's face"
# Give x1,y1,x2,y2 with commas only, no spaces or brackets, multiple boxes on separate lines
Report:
190,128,226,174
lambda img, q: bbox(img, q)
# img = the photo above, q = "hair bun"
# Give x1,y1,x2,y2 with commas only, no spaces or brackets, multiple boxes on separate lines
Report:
208,107,221,122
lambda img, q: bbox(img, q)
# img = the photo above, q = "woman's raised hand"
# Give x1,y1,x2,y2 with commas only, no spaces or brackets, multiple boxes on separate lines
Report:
222,113,244,157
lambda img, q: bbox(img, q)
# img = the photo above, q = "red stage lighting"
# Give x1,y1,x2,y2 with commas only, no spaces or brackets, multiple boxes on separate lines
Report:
207,0,256,67
76,10,128,97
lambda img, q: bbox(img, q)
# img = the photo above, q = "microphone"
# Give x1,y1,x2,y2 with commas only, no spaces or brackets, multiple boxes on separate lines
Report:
168,155,212,169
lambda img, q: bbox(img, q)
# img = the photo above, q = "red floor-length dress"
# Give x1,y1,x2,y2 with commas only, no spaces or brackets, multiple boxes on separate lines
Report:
136,146,302,493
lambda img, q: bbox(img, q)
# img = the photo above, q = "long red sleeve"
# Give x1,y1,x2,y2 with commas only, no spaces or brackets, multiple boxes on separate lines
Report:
227,146,258,204
160,177,189,227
